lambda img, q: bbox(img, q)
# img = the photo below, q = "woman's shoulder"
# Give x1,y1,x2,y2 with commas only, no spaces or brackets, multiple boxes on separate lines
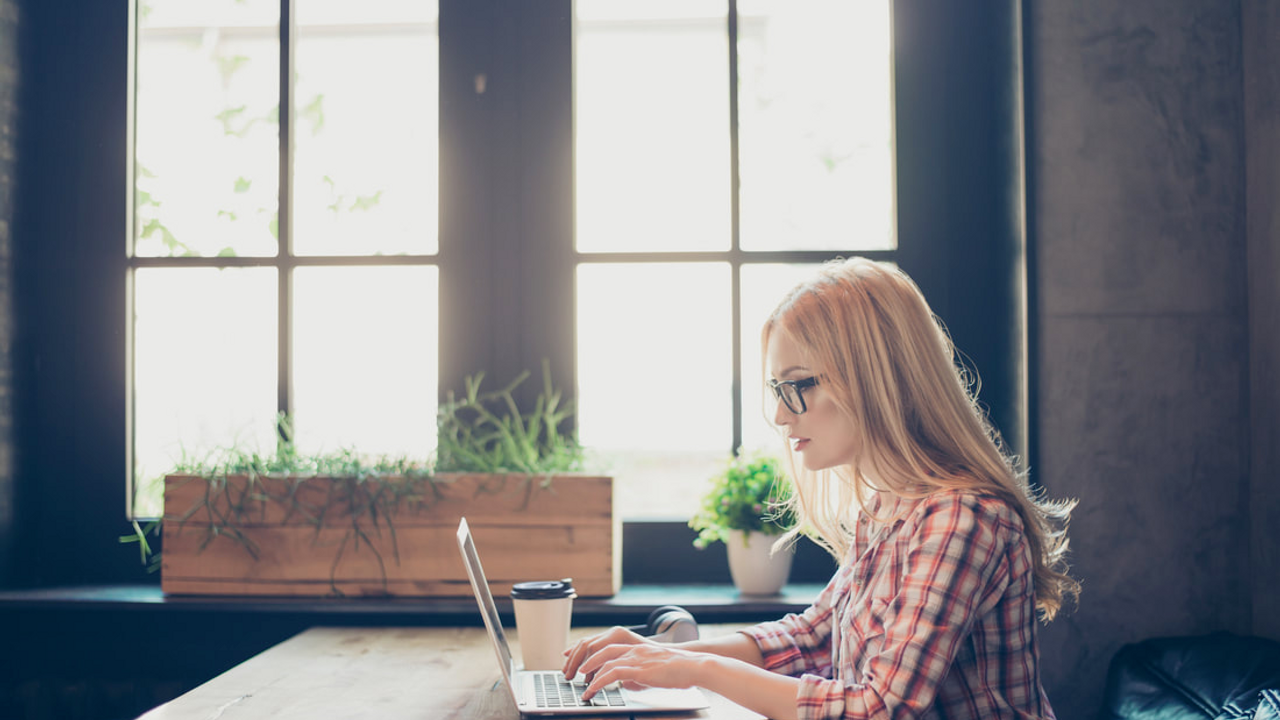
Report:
902,487,1025,537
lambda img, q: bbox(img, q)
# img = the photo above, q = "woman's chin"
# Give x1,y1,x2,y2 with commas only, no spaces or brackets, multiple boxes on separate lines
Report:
801,454,830,472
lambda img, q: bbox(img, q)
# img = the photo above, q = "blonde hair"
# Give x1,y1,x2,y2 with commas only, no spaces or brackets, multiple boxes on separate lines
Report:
763,257,1079,621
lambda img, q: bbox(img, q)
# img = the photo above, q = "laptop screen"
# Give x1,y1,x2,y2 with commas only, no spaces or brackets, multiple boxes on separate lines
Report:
456,518,517,683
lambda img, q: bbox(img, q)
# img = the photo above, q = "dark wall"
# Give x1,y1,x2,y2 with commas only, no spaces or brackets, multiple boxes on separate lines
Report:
10,0,136,589
1027,2,1275,718
0,0,17,587
1243,0,1280,642
891,0,1028,458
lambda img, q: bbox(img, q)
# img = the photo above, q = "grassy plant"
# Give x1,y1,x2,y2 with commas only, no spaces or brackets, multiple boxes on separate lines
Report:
119,520,162,573
435,359,585,475
124,414,437,594
124,363,589,595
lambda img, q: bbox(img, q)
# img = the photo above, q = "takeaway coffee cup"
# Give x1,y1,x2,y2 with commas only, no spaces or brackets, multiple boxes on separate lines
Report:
511,578,576,671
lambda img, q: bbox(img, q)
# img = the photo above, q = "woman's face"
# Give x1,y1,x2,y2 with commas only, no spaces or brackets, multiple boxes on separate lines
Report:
766,329,859,472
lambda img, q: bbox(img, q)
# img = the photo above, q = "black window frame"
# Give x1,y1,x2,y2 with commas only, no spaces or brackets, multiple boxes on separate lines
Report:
124,1,443,517
9,0,1027,588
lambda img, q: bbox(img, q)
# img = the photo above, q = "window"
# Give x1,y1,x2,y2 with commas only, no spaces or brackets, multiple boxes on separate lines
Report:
13,0,1025,587
128,0,896,520
5,0,1024,591
573,0,894,517
129,0,440,516
125,0,1023,532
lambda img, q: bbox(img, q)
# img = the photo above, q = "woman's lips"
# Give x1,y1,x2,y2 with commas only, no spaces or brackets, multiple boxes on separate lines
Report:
791,437,810,452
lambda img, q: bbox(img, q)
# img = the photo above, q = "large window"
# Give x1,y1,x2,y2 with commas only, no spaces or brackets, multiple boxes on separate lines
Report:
129,0,440,516
574,1,893,517
127,0,896,520
10,0,1028,590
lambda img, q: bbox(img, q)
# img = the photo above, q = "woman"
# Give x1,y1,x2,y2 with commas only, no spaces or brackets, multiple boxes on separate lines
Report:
563,257,1079,720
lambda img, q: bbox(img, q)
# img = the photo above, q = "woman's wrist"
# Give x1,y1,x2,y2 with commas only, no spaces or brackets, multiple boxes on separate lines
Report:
673,631,766,668
693,654,801,720
687,652,730,691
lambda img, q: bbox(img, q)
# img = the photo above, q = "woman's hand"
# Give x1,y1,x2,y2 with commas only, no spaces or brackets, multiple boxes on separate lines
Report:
561,625,652,681
564,626,800,719
575,642,711,700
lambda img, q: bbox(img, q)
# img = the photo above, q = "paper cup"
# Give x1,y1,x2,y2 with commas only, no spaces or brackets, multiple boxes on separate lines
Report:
511,579,576,670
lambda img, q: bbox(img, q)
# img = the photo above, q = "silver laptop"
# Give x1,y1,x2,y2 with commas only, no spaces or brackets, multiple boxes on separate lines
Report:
455,518,710,716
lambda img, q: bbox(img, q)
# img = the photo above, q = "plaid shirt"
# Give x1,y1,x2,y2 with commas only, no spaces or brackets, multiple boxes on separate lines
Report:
741,490,1055,720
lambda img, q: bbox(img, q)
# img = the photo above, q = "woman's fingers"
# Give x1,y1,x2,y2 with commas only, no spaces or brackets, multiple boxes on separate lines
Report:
575,641,634,679
582,663,630,700
561,626,645,679
562,628,613,677
579,645,698,700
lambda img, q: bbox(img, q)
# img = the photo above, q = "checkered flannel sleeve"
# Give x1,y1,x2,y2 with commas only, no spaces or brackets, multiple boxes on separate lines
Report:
751,493,1036,720
739,561,854,679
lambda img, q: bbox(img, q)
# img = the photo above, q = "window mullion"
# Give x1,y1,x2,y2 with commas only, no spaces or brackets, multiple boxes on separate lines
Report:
728,0,742,456
277,0,296,424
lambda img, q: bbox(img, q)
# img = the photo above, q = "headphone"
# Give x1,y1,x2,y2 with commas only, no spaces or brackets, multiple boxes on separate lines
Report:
627,605,699,644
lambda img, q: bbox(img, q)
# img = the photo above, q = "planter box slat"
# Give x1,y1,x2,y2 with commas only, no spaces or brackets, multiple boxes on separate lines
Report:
157,577,483,597
162,473,619,598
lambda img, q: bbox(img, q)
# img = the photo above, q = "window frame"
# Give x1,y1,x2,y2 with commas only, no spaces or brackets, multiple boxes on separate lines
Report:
9,0,1027,588
443,1,904,515
125,2,444,518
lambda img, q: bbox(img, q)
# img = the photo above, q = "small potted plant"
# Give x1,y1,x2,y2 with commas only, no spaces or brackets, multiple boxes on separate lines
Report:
689,452,797,596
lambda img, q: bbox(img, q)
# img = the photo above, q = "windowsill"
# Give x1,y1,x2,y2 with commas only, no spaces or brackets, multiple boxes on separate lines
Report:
0,583,821,624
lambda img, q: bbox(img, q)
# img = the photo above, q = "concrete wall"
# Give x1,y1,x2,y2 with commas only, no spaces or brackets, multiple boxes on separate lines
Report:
0,0,16,585
1244,0,1280,644
1027,2,1273,717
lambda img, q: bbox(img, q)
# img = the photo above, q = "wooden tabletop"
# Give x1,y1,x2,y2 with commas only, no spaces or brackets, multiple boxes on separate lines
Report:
137,625,769,720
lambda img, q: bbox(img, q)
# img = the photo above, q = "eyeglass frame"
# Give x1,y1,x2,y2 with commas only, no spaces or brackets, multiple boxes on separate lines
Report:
767,376,820,415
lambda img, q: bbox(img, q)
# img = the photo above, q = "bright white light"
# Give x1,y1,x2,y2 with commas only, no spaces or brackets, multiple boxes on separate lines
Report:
291,266,438,459
575,8,730,253
577,263,732,517
133,268,279,515
737,0,895,251
134,11,279,258
293,17,438,256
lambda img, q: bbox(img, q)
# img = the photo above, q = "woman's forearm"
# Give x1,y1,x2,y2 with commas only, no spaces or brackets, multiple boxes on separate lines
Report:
675,633,801,720
692,653,800,720
673,631,767,667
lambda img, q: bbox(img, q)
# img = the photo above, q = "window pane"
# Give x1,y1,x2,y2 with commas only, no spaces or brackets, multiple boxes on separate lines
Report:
292,266,438,459
132,268,279,516
577,263,731,518
134,1,280,258
293,1,439,256
574,3,730,253
739,263,822,453
737,0,894,251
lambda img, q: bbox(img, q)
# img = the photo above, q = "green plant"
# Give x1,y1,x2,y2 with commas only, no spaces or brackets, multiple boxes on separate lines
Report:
435,359,585,475
122,363,589,592
689,452,796,549
122,414,435,583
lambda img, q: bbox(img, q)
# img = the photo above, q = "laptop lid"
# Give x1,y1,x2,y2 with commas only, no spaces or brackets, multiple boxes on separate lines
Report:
456,517,518,699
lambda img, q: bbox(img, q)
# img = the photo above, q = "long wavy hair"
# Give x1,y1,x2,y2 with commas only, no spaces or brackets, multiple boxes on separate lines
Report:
763,257,1079,621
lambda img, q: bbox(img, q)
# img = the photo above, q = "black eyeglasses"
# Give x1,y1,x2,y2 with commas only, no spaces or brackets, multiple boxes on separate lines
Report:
768,376,820,415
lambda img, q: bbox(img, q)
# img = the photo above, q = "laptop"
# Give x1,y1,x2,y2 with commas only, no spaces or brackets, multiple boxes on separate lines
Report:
455,518,710,716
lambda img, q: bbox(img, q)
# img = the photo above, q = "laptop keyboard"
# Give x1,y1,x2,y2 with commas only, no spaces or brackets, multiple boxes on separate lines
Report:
533,673,627,709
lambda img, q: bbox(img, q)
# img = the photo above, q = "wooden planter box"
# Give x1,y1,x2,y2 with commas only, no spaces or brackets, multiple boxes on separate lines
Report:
161,473,619,598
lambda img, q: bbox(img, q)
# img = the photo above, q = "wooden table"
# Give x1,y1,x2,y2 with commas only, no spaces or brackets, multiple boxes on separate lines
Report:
137,625,768,719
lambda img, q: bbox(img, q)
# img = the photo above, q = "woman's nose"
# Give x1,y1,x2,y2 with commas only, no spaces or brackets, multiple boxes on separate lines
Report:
773,397,794,426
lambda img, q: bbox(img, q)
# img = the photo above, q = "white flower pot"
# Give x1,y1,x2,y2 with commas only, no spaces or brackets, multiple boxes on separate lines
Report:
725,530,794,596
